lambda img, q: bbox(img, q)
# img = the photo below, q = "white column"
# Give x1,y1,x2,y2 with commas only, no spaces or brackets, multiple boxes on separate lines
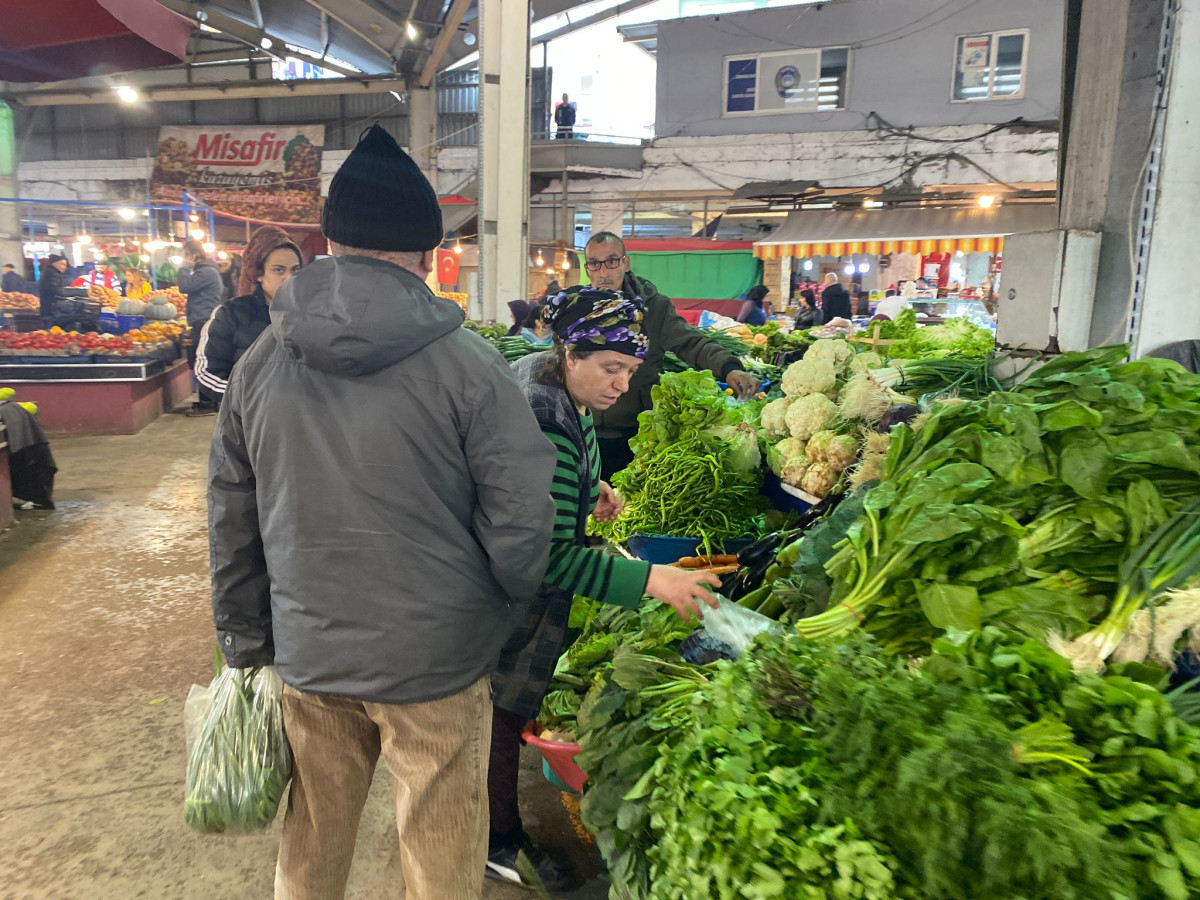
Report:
407,86,439,190
478,0,531,322
1134,0,1200,356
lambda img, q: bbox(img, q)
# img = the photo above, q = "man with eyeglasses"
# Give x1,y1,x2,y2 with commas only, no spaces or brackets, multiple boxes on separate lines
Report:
582,231,762,478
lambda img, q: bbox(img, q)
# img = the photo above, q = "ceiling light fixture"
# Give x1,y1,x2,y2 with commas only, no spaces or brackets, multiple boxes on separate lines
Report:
118,207,136,220
117,86,138,103
406,22,419,41
978,194,996,209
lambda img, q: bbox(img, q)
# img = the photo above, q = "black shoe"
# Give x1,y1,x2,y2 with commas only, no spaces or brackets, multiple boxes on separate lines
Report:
185,402,218,417
485,836,575,892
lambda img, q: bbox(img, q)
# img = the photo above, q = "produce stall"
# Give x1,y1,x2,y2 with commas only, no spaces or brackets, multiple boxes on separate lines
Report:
514,322,1200,900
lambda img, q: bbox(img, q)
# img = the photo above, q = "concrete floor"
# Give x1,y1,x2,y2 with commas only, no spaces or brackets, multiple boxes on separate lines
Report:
0,413,607,900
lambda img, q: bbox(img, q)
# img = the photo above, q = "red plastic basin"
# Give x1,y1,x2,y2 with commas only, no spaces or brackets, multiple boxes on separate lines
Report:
522,723,587,793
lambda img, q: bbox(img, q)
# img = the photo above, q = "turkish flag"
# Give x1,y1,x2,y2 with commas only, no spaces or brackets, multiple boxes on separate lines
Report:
438,251,460,287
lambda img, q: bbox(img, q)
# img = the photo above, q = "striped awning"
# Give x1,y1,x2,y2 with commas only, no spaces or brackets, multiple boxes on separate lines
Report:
753,205,1057,260
756,236,1004,260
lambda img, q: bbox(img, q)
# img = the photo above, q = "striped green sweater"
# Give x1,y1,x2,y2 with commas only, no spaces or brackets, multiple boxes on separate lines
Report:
544,411,651,607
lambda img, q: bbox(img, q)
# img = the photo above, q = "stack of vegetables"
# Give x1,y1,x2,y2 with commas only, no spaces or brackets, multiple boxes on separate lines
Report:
592,370,771,545
760,334,1006,499
781,346,1200,670
543,343,1200,900
576,624,1200,900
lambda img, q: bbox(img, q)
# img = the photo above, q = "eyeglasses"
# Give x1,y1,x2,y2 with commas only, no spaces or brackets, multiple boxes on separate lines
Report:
584,255,626,271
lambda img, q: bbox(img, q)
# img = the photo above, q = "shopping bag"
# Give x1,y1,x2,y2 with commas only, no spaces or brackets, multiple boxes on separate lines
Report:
183,663,292,834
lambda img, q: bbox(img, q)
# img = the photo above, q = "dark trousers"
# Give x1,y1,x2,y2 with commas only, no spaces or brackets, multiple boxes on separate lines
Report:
186,321,220,409
555,128,574,139
488,705,529,848
597,434,636,482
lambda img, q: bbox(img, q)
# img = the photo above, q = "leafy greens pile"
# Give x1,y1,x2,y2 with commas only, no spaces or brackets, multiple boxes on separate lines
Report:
790,346,1200,664
578,627,1200,900
594,371,771,543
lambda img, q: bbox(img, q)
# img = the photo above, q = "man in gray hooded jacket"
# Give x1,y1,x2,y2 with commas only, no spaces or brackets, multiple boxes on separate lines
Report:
208,124,557,900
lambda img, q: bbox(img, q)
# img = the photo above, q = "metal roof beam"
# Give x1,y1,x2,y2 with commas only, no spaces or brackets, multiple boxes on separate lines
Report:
419,0,472,87
156,0,365,78
7,75,406,105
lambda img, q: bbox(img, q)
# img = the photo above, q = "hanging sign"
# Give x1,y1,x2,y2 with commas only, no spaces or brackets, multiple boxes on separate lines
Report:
958,35,992,88
150,125,325,225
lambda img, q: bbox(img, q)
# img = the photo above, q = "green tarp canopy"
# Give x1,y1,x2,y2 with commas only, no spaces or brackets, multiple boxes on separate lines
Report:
626,250,762,299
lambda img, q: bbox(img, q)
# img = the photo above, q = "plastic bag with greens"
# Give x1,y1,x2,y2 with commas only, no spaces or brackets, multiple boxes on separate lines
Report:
183,665,292,835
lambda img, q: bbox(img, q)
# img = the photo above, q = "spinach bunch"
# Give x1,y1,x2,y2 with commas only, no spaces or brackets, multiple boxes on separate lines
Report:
794,346,1200,657
537,598,698,737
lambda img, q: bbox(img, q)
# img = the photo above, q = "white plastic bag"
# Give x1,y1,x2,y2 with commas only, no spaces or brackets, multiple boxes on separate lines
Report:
183,665,291,834
701,596,781,658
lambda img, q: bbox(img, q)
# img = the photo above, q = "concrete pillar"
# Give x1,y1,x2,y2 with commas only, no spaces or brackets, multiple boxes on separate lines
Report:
589,201,625,237
1083,0,1168,346
1133,0,1200,356
0,102,22,269
407,86,439,191
478,0,531,322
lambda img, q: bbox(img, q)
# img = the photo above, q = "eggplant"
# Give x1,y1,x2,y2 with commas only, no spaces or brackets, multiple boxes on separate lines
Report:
877,404,920,433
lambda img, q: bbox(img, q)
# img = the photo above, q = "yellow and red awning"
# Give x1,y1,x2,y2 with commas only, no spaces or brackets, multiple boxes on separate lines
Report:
753,205,1057,260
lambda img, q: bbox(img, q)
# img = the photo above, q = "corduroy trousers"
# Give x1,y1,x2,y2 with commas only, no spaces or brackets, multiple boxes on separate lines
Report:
274,677,492,900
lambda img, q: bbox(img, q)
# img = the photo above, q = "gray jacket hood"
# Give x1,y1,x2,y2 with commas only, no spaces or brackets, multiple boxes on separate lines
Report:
270,255,463,377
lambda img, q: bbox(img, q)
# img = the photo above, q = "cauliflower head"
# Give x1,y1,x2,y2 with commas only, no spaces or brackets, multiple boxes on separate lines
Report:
849,351,885,374
784,393,839,442
760,396,793,441
825,433,861,472
806,429,837,464
801,462,840,497
781,356,838,398
781,456,811,489
806,338,855,372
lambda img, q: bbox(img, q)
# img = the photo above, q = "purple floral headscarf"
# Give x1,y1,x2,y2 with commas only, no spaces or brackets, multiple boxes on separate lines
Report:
544,287,649,359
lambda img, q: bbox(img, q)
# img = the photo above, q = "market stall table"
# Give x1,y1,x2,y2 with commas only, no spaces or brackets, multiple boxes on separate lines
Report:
0,358,192,436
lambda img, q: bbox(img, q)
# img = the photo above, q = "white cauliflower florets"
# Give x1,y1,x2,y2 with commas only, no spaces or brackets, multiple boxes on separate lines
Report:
759,397,793,441
784,393,839,442
805,338,855,372
801,462,840,497
806,430,837,464
781,454,811,489
849,351,885,374
781,356,837,398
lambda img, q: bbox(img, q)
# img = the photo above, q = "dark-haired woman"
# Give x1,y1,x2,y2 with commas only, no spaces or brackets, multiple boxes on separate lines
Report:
794,288,818,330
193,226,301,412
737,284,769,325
486,287,720,889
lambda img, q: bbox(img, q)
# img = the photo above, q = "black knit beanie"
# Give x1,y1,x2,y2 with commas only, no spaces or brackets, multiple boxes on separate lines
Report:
321,124,443,252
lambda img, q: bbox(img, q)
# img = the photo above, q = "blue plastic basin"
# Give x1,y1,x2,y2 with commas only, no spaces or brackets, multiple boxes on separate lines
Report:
627,534,753,565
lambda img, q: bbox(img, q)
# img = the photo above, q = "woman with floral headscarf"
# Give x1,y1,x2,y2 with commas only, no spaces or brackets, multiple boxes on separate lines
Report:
485,287,720,890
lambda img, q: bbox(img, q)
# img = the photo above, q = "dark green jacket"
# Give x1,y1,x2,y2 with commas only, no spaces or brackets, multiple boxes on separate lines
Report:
594,272,742,438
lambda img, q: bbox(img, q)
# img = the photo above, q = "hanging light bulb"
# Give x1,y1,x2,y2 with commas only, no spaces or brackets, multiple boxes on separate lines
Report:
76,233,92,245
535,252,545,267
453,242,463,254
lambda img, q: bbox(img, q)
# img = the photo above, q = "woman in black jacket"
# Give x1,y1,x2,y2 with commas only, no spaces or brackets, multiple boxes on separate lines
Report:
794,288,818,329
193,227,302,410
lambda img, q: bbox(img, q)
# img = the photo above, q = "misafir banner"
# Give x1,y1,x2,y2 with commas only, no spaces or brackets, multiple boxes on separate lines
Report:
150,125,324,225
